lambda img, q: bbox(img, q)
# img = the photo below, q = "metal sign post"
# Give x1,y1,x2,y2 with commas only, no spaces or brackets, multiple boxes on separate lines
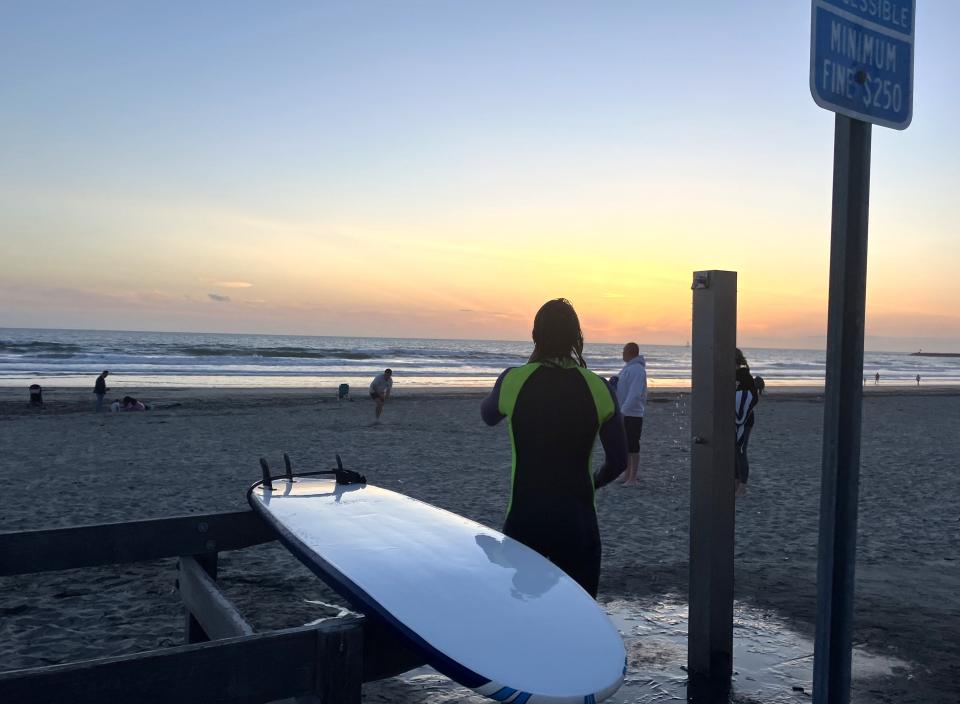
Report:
813,113,871,704
809,2,915,703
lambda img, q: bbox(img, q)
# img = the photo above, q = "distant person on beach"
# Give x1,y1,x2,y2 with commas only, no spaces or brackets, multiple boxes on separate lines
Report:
480,298,627,597
916,374,921,387
369,369,393,422
875,372,880,385
111,396,146,412
122,396,147,411
615,342,647,486
93,370,109,412
735,349,760,498
754,375,766,397
745,375,765,466
29,384,45,409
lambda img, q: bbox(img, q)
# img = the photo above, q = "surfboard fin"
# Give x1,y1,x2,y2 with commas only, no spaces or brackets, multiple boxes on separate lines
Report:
259,457,273,490
256,454,364,487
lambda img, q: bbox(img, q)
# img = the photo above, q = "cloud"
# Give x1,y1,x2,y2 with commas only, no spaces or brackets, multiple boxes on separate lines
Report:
455,307,516,319
212,281,254,288
208,293,231,303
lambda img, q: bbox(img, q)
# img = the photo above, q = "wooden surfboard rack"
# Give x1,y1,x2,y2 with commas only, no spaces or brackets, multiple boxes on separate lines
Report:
0,504,425,703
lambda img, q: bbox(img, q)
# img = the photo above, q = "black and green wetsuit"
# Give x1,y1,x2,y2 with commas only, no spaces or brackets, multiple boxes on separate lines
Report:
481,359,627,596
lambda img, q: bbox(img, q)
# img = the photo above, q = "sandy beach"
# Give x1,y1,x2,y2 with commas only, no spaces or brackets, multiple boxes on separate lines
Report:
1,385,958,703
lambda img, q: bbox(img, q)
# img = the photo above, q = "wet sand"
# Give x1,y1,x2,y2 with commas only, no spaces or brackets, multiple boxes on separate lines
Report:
0,385,958,703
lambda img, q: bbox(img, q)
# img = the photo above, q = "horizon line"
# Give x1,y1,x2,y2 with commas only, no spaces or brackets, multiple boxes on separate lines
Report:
2,324,957,354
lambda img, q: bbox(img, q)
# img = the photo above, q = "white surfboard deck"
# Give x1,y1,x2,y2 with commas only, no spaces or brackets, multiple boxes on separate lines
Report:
248,475,625,704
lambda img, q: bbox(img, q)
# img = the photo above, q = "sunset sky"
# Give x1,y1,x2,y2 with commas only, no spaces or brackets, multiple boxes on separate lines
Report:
1,1,957,350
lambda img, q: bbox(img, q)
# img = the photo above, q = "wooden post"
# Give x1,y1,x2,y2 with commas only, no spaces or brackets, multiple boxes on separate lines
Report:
687,270,737,692
184,552,218,643
310,621,364,704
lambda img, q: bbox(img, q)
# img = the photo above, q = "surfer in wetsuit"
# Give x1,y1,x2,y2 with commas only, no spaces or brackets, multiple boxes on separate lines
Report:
480,298,627,597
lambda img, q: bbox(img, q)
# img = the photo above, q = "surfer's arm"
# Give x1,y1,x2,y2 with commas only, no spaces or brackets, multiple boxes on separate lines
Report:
593,388,627,489
480,369,510,425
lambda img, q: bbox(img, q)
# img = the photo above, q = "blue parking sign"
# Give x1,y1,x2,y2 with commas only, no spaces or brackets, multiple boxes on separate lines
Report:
810,0,915,130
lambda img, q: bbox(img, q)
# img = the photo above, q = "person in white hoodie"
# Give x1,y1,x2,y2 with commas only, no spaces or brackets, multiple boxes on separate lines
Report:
615,342,647,486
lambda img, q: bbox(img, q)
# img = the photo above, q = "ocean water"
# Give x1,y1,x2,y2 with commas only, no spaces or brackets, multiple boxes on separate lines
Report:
1,328,959,389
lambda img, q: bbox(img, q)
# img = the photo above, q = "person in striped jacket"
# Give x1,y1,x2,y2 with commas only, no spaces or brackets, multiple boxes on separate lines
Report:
735,349,759,498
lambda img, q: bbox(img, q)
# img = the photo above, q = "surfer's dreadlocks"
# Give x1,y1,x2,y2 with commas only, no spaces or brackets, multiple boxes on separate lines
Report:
530,298,587,368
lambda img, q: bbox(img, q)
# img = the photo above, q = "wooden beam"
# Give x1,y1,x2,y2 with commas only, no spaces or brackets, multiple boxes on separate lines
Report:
0,626,324,704
0,618,425,703
173,555,423,677
178,556,254,642
0,511,274,576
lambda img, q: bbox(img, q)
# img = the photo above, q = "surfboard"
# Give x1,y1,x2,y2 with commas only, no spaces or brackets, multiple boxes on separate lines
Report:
248,470,626,703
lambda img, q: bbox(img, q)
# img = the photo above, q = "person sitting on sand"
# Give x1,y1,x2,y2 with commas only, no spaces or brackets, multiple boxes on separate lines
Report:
735,349,760,498
369,369,393,422
121,395,147,411
480,298,627,597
